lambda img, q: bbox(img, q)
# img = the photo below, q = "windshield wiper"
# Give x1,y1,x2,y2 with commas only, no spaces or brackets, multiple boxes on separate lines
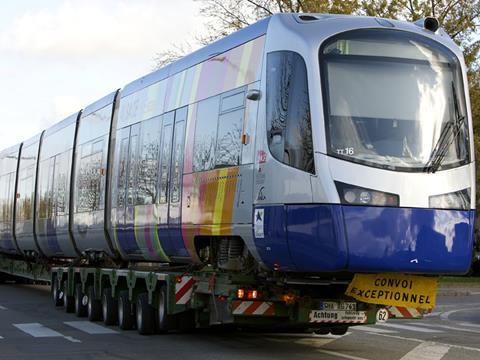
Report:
423,82,466,173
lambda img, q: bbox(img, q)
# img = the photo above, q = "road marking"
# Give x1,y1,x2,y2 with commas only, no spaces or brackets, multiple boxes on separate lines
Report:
0,305,7,310
64,321,118,334
377,323,443,333
440,308,477,321
459,322,480,329
362,332,480,353
407,322,480,334
0,336,4,339
351,325,397,334
14,323,63,337
316,349,371,360
13,323,81,343
399,341,450,360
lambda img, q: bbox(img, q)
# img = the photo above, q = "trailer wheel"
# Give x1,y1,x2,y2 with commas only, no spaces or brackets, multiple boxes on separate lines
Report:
62,280,74,313
331,326,349,336
102,288,118,326
157,285,175,333
51,278,63,307
75,284,88,317
118,290,135,330
136,293,155,335
87,286,102,321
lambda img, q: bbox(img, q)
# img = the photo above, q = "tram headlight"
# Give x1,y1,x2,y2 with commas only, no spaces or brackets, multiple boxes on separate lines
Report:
429,189,470,210
335,182,399,207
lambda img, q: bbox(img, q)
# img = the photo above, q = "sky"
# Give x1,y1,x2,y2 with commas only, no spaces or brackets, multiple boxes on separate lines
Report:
0,0,204,149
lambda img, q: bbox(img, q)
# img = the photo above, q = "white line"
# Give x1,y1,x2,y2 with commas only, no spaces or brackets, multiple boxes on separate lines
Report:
458,322,480,329
399,341,450,360
407,322,480,334
64,321,118,334
13,323,81,343
64,336,82,343
0,305,7,310
440,308,477,321
316,349,371,360
352,325,397,334
0,336,4,339
360,332,480,353
14,323,63,338
377,323,443,333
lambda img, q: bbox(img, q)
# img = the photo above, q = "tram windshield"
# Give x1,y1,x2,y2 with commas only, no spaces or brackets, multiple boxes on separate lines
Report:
320,29,469,172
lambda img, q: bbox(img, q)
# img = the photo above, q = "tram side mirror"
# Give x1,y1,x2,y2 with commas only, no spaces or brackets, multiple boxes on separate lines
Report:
246,89,261,101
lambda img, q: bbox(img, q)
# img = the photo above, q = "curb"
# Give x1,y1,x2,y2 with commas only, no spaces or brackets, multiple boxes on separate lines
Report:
437,289,480,297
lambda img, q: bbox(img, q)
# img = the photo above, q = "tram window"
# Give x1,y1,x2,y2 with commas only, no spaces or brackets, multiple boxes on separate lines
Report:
18,168,33,221
159,122,173,204
55,151,71,216
215,109,243,168
192,96,220,172
220,91,245,112
127,131,139,207
76,138,104,213
116,135,130,208
0,174,10,222
38,158,55,219
266,51,314,174
171,119,185,203
136,117,161,205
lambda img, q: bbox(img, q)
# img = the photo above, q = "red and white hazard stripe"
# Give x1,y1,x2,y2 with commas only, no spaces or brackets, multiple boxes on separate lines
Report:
175,276,195,305
232,301,275,316
387,306,423,318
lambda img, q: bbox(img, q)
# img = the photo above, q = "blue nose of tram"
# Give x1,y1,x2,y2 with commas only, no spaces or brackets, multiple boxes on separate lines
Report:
254,205,475,274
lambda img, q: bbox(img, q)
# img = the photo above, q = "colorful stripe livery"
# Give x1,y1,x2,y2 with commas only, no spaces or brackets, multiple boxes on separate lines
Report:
182,167,241,260
117,36,265,129
112,36,265,262
133,205,169,262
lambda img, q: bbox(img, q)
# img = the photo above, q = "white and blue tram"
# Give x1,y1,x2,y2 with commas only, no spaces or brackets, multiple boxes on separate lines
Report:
0,14,475,275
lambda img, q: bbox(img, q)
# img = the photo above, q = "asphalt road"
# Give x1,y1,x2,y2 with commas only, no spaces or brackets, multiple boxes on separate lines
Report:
1,283,480,360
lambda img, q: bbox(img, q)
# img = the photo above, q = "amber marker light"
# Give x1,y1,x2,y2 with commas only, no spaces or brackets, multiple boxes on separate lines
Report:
237,289,245,299
281,293,297,305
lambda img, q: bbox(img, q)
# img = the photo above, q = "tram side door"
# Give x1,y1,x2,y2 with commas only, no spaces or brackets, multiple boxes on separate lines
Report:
157,107,187,257
157,111,174,250
114,124,141,257
124,123,140,247
168,107,187,257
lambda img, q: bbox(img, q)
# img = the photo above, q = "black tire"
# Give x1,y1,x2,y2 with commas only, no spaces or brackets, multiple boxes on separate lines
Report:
102,288,118,326
51,278,63,307
136,293,156,335
331,326,349,336
87,286,102,321
157,285,175,333
62,281,75,313
75,284,88,317
118,290,135,330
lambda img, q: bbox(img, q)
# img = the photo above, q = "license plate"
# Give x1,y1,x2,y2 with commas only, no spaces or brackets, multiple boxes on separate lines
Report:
320,301,357,311
309,310,367,323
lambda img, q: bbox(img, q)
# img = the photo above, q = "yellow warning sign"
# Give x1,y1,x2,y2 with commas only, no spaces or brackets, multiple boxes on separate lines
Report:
345,273,438,309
